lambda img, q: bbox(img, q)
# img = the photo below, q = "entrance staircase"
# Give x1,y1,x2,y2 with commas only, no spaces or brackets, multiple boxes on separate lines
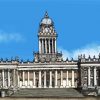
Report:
11,88,84,98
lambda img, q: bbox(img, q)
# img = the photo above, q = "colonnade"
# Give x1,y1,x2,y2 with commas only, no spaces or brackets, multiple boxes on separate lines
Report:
0,67,98,89
39,38,56,54
18,70,76,88
0,67,97,89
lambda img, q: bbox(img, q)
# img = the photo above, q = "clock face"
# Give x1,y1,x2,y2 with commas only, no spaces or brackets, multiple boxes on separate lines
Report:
45,28,49,33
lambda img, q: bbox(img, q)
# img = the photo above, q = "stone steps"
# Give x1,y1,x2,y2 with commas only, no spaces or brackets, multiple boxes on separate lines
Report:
11,88,84,98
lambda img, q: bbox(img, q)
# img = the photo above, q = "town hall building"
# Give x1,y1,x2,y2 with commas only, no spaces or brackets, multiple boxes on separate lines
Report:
0,12,100,98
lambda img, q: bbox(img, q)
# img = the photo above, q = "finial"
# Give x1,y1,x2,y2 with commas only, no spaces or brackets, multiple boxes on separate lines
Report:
11,57,13,62
99,53,100,58
71,57,73,61
78,55,81,59
21,59,23,64
6,58,8,61
81,54,82,58
0,58,3,61
88,55,91,61
66,57,68,61
27,59,29,62
15,56,19,61
93,55,96,61
93,55,95,59
83,54,85,58
44,11,49,18
21,59,23,62
88,55,91,59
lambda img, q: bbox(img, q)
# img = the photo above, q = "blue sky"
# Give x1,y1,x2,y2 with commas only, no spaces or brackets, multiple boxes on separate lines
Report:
0,0,100,61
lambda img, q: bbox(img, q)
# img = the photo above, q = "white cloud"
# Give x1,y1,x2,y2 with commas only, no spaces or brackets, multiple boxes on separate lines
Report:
0,30,24,43
58,43,100,60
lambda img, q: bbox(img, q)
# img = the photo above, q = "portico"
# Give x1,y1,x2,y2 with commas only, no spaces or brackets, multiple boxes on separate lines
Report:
18,68,77,88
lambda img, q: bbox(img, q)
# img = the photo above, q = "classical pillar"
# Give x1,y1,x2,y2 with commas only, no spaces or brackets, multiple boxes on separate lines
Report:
45,39,47,53
13,69,16,86
2,70,5,88
8,70,10,87
42,39,44,53
39,39,41,53
47,39,49,53
55,38,56,53
55,70,58,88
41,39,42,54
52,38,54,53
66,70,69,87
18,71,20,87
44,71,46,88
22,71,25,86
53,38,54,53
49,39,51,53
60,70,63,88
49,71,52,88
94,67,97,86
72,70,74,87
33,71,36,88
39,71,41,88
27,71,30,87
88,67,90,86
43,39,45,53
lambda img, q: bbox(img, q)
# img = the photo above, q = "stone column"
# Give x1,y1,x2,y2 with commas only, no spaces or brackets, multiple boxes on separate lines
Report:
39,39,41,53
88,67,90,86
47,39,49,53
49,71,52,88
13,69,16,86
8,70,10,87
41,39,42,54
55,38,56,53
55,70,58,88
43,39,45,53
22,71,25,86
45,39,47,53
66,70,69,88
33,71,36,88
42,39,44,53
94,67,97,86
52,38,54,53
44,71,46,88
72,70,74,87
53,38,54,53
39,71,41,88
18,71,20,87
2,70,5,88
60,70,63,88
49,39,51,53
28,71,30,87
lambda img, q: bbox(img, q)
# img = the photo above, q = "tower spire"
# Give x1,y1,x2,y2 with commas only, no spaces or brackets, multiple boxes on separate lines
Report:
44,11,49,18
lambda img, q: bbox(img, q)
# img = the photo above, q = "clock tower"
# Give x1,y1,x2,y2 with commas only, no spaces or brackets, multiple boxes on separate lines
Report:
34,12,62,62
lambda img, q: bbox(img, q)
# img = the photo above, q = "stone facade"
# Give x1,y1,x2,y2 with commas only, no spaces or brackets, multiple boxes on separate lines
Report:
0,12,100,98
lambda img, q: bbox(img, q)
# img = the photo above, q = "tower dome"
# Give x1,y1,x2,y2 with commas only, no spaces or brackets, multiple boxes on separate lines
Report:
41,12,53,25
